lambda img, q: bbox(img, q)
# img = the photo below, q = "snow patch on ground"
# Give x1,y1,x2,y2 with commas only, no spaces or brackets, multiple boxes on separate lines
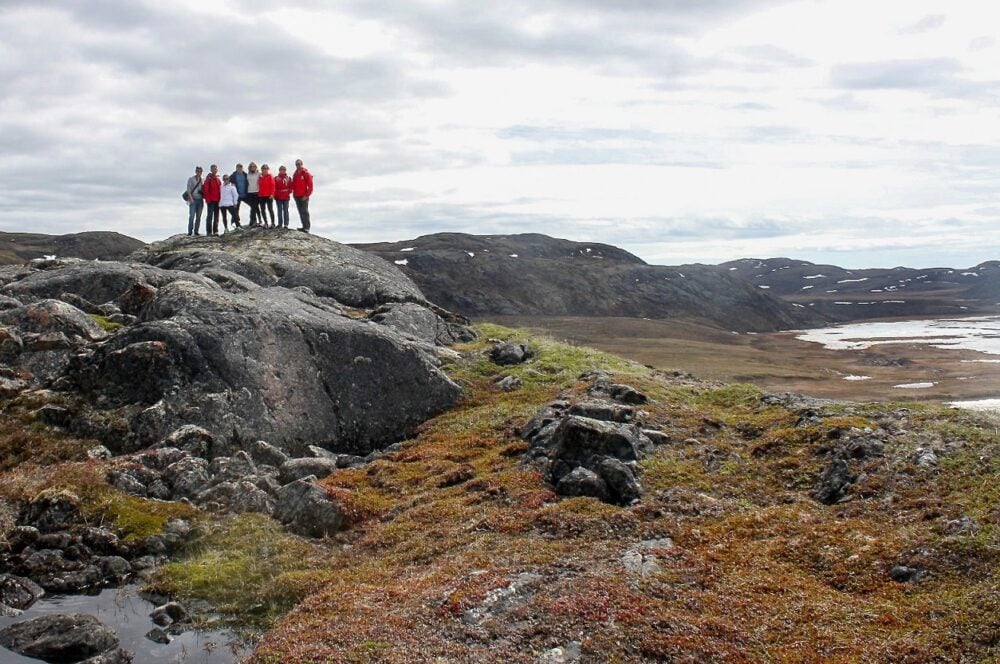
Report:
894,382,936,389
837,277,869,283
803,274,825,279
400,247,415,252
843,375,872,381
394,259,408,265
950,399,1000,411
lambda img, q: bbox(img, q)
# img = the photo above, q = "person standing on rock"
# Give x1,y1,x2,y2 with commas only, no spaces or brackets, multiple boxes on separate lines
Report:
258,164,276,228
274,165,293,228
202,164,222,236
219,174,241,233
230,163,248,226
246,162,261,226
292,159,313,233
185,166,204,236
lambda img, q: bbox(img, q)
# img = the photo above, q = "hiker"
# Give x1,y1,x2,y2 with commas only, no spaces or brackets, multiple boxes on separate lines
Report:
230,163,248,226
274,165,292,228
185,166,204,236
258,164,276,228
220,174,241,232
292,159,313,232
202,164,222,235
246,162,261,226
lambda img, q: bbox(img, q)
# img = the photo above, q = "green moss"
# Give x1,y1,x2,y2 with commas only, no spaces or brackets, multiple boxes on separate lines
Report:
693,383,763,409
641,454,714,492
84,493,200,542
150,514,331,628
88,314,122,331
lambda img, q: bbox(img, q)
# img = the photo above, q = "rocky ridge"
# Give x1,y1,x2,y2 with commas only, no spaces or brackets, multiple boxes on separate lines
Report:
356,232,824,332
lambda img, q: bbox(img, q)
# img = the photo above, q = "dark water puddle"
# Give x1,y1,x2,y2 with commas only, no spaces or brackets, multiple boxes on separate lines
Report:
0,585,252,663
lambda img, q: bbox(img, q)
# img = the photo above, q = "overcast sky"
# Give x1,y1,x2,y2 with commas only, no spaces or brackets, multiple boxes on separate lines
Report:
1,0,998,268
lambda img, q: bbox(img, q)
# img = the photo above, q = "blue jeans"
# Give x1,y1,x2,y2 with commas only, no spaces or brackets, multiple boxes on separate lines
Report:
276,199,290,227
187,199,204,235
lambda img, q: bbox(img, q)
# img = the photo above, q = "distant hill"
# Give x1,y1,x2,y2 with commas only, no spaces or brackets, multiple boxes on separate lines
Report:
718,258,1000,321
355,233,822,332
0,231,145,264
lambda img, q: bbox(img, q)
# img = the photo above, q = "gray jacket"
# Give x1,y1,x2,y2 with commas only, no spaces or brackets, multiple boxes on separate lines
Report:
186,175,203,200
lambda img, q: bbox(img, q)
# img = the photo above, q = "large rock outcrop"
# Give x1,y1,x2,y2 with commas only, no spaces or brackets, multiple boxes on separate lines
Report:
130,229,426,308
0,231,468,458
65,279,461,454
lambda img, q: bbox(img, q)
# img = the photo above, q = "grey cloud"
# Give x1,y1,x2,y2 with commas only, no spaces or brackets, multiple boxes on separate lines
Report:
969,36,996,51
899,14,946,35
829,58,964,91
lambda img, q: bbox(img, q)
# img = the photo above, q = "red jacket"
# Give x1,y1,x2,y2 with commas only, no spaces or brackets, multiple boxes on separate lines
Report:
292,168,313,198
274,174,292,201
202,174,221,202
258,173,275,198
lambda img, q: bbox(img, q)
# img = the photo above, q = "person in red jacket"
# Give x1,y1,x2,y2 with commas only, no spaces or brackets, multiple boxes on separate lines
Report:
291,159,313,232
257,164,276,228
202,164,222,235
273,165,293,229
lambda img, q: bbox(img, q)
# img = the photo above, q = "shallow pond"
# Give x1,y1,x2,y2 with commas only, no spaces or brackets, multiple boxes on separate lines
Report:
0,585,251,663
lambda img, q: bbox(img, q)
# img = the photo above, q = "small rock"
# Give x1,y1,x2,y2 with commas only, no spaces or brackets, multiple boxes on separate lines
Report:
145,627,171,644
0,613,120,662
495,375,523,392
86,445,113,460
555,467,609,502
890,565,923,583
568,400,634,423
35,404,73,428
278,457,338,485
23,489,82,533
641,429,671,446
273,478,343,538
250,440,289,467
812,458,856,505
0,574,45,610
150,601,187,627
489,341,534,366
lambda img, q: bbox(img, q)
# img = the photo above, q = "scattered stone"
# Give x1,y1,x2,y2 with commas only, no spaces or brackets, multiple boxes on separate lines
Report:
890,565,923,583
278,457,338,485
35,404,73,428
150,601,188,627
915,448,939,469
86,445,113,460
621,538,674,577
641,429,671,446
163,425,217,459
595,458,642,504
249,440,289,467
555,467,609,502
23,490,82,533
5,526,41,552
944,516,979,536
273,478,343,538
0,613,120,663
539,641,583,663
568,400,635,423
163,457,212,499
0,574,45,610
145,627,171,644
812,458,856,505
489,341,534,366
494,375,523,392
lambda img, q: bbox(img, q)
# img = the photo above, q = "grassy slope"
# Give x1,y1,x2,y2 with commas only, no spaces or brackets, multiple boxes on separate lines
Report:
0,324,995,662
245,325,998,663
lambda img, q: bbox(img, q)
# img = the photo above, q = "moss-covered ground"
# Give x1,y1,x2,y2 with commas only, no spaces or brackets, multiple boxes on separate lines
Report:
245,324,999,662
1,323,996,662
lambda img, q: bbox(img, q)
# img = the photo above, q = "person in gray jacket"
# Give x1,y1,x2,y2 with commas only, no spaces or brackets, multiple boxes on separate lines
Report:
186,166,204,236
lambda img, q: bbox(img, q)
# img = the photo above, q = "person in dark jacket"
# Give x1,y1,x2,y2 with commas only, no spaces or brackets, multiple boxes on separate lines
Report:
230,163,249,227
202,164,222,235
291,159,313,232
185,166,203,236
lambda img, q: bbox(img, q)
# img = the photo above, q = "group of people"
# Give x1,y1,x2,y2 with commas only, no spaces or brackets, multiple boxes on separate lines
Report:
184,160,314,236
